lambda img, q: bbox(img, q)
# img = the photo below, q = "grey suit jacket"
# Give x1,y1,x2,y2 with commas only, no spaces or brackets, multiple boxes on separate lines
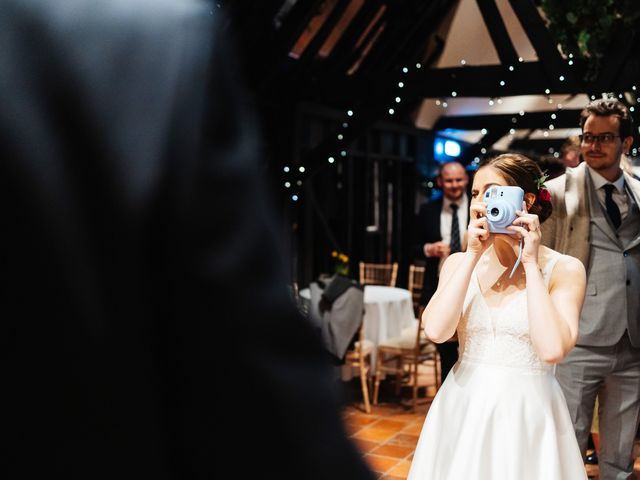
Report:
542,162,640,346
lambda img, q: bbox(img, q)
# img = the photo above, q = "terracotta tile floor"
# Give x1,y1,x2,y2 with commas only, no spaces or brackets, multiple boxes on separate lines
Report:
342,381,640,480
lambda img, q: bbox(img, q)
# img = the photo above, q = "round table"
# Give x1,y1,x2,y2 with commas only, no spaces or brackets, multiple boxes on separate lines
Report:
361,286,415,356
299,285,416,375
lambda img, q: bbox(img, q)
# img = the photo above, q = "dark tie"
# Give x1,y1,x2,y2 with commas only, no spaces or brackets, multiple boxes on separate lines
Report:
450,203,461,253
602,184,621,229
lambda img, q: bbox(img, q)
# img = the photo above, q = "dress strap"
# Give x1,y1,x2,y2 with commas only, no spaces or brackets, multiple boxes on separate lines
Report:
541,252,562,287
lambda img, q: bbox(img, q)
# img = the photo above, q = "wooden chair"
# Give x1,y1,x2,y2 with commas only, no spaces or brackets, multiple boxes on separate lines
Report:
344,322,373,413
359,262,398,287
372,306,439,410
407,264,425,317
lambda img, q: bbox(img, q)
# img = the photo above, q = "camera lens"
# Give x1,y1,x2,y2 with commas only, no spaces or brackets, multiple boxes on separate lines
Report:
490,207,500,217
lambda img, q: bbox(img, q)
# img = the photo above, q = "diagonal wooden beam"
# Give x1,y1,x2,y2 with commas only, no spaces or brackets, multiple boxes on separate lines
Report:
297,0,352,66
356,0,455,75
249,0,325,91
476,0,520,66
323,0,385,75
298,1,459,179
507,0,574,91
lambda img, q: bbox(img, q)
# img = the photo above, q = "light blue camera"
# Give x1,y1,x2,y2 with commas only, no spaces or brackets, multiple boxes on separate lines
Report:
483,186,524,234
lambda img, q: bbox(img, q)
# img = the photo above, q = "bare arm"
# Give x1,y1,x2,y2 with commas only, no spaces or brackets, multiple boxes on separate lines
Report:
422,251,482,343
526,256,585,363
509,205,586,363
422,203,490,343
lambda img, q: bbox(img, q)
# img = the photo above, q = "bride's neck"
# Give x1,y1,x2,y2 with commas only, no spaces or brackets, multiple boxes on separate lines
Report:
491,234,521,267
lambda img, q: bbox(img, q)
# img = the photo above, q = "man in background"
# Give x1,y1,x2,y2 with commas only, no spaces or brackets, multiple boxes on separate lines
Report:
561,135,582,168
415,161,469,383
2,1,373,479
542,98,640,480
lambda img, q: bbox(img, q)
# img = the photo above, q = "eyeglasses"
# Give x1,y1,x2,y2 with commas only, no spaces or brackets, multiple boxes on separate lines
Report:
579,133,621,145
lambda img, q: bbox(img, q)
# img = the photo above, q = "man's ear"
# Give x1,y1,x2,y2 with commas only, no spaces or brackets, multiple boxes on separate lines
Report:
623,136,634,155
436,176,443,188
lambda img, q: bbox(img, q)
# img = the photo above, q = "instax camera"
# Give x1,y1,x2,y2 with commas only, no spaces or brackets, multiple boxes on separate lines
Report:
483,186,524,234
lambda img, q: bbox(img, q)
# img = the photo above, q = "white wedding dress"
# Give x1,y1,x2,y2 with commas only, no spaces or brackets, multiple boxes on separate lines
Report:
408,252,587,480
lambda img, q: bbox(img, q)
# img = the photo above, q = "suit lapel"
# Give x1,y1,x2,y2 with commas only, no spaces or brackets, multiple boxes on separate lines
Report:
563,164,590,256
565,165,583,220
624,172,640,251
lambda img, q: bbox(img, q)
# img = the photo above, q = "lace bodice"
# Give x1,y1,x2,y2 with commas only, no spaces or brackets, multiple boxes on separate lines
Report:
457,253,562,372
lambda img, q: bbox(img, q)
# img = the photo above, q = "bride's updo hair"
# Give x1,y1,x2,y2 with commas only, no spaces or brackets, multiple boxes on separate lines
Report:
478,153,553,223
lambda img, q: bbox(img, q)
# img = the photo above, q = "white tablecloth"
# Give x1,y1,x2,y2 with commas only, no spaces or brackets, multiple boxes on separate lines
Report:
300,285,416,375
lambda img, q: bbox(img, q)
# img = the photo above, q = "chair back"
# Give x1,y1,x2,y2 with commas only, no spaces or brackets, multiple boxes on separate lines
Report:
372,303,438,409
359,262,398,287
407,264,425,316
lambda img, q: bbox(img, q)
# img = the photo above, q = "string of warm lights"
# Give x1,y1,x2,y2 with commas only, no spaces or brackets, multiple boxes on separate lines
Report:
283,61,425,203
283,54,640,203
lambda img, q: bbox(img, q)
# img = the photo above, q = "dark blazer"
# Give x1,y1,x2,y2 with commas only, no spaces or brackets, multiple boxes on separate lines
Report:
2,2,373,479
415,197,470,305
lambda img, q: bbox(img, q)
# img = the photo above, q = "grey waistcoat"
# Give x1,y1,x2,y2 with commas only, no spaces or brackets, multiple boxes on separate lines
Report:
581,171,640,347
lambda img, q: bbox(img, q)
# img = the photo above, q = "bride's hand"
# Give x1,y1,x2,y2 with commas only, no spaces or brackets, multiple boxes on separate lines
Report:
467,203,491,255
507,201,541,266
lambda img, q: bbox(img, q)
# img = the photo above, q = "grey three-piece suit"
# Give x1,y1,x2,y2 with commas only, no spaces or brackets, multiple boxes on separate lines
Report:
542,162,640,480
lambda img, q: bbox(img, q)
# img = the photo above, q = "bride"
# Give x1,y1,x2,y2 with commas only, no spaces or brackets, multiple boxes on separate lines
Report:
408,154,587,479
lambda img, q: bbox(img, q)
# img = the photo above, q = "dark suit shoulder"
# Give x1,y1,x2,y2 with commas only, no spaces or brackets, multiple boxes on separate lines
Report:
417,198,444,218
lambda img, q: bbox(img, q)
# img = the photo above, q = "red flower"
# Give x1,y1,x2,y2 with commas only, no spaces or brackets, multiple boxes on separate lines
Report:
538,188,551,202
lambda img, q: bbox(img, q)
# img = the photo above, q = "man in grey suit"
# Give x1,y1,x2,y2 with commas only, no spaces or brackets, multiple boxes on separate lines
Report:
542,98,640,480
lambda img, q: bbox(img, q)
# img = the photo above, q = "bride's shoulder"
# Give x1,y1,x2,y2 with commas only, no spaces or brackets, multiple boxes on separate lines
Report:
541,247,586,285
540,246,581,266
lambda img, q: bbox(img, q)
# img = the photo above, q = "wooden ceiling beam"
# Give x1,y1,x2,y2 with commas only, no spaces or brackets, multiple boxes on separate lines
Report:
297,0,352,66
323,0,385,76
248,0,325,90
509,137,566,152
402,61,586,99
506,0,575,91
434,109,582,131
356,0,455,76
475,0,519,66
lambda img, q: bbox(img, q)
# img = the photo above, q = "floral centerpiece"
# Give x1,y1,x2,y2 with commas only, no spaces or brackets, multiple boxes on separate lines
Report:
331,250,350,276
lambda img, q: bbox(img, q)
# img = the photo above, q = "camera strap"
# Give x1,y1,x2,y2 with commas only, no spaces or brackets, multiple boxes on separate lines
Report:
508,238,524,279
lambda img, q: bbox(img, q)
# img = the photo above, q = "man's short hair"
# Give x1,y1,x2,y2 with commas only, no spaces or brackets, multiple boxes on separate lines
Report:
438,161,466,177
580,98,634,139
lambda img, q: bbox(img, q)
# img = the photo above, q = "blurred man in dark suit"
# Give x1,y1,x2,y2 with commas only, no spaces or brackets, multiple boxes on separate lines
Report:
2,1,373,479
415,161,469,382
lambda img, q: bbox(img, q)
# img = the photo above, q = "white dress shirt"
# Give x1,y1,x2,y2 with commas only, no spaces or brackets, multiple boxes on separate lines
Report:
588,166,629,220
440,193,469,246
